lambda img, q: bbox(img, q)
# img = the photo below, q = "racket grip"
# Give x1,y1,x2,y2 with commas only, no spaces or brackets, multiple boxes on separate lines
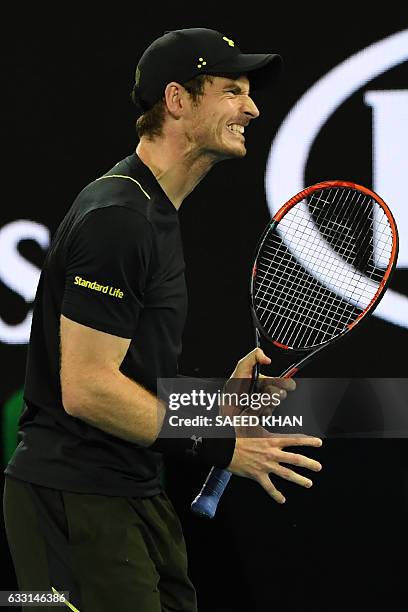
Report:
190,467,232,519
249,361,260,394
249,328,261,394
191,340,260,519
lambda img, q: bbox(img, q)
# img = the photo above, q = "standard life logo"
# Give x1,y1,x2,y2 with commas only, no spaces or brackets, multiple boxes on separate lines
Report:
74,276,124,298
266,28,408,330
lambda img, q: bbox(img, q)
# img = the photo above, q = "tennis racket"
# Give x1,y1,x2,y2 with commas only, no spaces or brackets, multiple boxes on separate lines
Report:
191,180,398,519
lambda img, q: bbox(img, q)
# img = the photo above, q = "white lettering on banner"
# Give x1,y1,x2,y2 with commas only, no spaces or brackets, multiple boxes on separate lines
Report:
0,220,50,344
265,29,408,329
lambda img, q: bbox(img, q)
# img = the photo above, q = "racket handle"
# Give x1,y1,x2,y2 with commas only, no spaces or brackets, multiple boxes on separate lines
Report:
191,338,260,519
249,361,260,394
190,467,232,519
249,327,261,393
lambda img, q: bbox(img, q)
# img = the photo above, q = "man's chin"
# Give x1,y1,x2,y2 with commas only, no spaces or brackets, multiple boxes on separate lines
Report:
221,143,247,159
207,143,247,163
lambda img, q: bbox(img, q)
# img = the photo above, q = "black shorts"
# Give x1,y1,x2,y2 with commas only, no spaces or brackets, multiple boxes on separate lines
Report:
3,476,197,612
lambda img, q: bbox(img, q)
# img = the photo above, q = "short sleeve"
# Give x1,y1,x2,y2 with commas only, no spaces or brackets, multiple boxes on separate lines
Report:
61,206,153,338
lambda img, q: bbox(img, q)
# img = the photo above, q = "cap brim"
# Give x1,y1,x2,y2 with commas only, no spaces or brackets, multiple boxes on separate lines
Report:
208,53,283,90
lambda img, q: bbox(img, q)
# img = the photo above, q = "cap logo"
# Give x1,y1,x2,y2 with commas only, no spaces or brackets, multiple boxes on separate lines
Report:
197,57,207,68
222,36,235,47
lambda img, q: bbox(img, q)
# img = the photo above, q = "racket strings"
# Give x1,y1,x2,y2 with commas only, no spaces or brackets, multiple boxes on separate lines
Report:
308,189,392,273
256,244,359,346
257,189,392,347
258,206,380,345
258,246,377,300
253,187,394,349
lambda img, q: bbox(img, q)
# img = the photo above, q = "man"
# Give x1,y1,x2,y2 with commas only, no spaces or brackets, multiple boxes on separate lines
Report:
3,28,322,612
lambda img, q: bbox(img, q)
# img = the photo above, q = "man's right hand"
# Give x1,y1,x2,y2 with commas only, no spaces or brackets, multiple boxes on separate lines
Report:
227,429,322,504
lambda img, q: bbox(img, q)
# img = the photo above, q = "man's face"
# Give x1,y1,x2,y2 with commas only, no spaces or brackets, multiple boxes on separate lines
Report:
185,75,260,161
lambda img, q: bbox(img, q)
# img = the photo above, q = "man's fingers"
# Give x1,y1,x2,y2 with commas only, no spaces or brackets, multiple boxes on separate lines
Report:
257,375,296,401
256,474,286,504
251,347,271,365
276,451,322,472
257,381,287,400
233,348,271,378
271,464,314,488
258,375,296,392
278,436,323,448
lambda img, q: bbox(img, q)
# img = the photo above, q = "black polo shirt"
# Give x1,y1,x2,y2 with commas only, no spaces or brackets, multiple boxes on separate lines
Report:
5,153,234,497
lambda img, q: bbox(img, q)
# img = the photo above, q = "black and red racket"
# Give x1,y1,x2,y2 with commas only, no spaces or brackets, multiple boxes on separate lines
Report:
191,180,398,518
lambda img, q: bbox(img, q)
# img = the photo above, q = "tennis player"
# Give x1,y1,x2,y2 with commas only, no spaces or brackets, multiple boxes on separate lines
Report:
3,28,322,612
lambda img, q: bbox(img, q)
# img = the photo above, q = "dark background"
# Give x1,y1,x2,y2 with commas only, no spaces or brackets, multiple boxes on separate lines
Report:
1,8,408,611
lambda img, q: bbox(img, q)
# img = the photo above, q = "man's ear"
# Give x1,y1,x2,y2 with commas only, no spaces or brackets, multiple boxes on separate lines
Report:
164,82,188,117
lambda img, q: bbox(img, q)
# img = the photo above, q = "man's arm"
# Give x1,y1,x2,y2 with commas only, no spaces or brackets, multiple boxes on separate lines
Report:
58,206,234,467
60,314,165,447
61,319,322,505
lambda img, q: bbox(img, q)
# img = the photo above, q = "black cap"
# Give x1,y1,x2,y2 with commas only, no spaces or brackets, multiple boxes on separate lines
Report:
131,28,282,112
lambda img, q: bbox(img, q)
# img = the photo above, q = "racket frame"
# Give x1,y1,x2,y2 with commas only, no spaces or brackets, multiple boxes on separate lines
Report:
249,180,399,377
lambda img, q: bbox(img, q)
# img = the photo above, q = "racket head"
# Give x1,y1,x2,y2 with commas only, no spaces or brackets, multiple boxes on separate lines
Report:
250,181,398,357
